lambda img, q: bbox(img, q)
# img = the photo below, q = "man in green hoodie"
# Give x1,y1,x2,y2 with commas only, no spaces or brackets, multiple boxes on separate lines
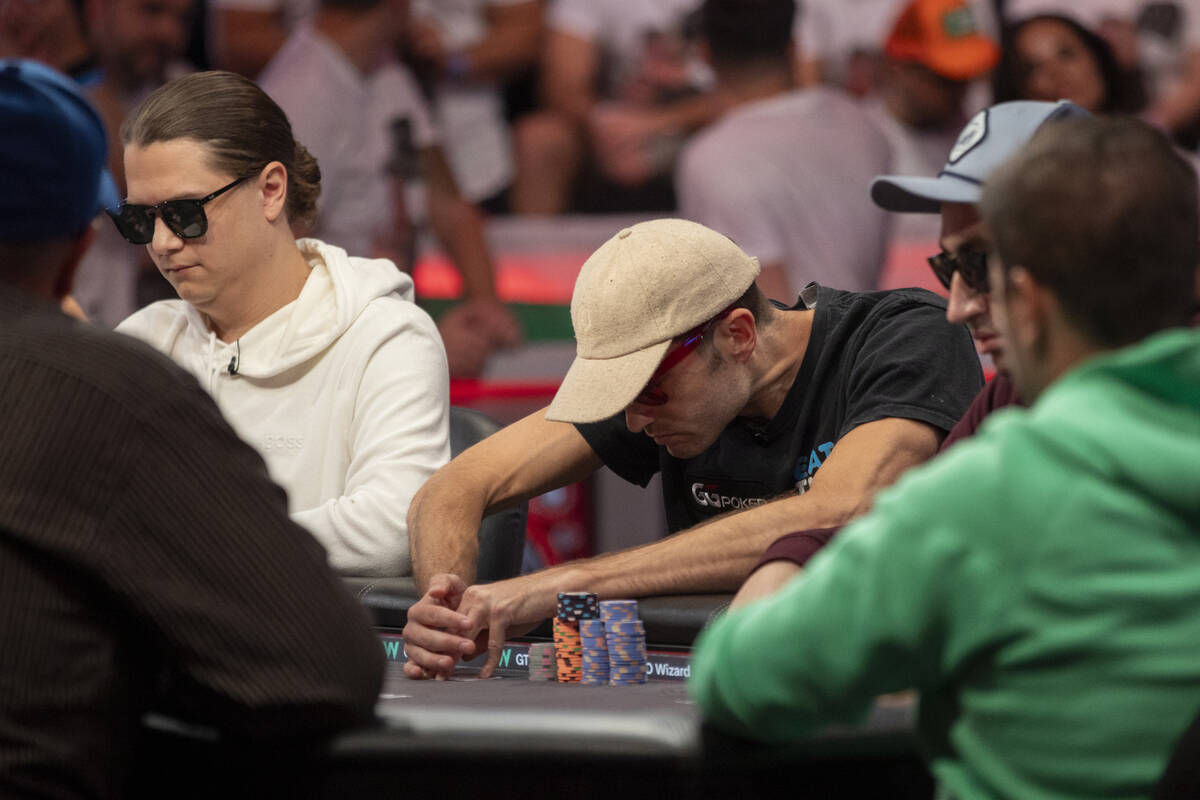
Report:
690,115,1200,799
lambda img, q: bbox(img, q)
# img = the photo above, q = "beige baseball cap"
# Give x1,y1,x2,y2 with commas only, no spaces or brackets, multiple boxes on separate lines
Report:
546,219,760,424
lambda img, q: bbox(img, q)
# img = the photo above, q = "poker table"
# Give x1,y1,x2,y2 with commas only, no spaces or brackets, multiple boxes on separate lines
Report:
133,588,934,800
135,661,928,800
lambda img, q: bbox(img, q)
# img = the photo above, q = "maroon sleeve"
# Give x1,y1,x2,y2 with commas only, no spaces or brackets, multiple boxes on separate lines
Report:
753,527,843,572
938,371,1023,452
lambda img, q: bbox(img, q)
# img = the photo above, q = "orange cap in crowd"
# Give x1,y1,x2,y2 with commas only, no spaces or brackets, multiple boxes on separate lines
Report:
885,0,1000,81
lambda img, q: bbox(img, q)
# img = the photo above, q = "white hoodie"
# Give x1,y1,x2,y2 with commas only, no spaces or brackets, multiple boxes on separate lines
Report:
117,239,450,576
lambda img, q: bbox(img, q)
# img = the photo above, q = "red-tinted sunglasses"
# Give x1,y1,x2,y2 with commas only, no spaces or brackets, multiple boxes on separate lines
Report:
633,306,735,406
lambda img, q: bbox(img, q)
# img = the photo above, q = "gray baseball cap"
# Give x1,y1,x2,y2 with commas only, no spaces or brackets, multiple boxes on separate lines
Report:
870,100,1091,213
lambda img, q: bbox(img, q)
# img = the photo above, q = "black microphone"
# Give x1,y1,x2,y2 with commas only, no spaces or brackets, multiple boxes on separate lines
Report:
227,340,241,376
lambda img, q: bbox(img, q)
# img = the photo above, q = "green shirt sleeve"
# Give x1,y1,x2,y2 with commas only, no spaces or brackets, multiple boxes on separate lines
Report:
688,446,1012,742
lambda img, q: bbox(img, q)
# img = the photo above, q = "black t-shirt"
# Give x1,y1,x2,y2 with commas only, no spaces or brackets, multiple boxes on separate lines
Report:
575,284,983,533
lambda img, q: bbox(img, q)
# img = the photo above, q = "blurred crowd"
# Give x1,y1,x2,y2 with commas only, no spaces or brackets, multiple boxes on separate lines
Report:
2,0,1198,370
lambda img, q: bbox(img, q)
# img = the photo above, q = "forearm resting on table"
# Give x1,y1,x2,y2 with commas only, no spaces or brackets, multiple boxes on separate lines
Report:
549,489,858,601
725,419,942,606
404,497,832,681
466,417,939,605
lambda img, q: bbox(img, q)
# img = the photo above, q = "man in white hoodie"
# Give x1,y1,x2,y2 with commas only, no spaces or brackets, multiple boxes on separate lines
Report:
113,70,450,577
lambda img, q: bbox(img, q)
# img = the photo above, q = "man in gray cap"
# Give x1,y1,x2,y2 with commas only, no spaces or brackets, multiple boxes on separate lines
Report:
729,99,1093,609
0,59,382,797
872,99,1090,446
403,217,982,679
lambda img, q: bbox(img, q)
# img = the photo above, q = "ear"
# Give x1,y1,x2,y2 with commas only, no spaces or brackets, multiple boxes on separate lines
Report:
52,226,95,301
258,161,289,224
718,308,757,363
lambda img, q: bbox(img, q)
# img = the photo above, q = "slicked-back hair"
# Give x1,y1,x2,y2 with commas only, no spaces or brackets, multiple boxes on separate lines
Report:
122,71,321,229
981,115,1198,348
700,0,795,74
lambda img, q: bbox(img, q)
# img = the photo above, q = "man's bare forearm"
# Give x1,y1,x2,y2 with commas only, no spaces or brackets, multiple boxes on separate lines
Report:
537,487,856,602
456,417,939,617
408,473,487,591
409,410,605,592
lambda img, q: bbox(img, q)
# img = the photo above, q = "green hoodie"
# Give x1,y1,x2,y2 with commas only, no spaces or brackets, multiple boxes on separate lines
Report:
691,328,1200,800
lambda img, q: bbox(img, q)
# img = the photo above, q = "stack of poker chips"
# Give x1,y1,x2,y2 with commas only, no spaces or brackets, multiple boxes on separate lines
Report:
553,591,599,683
580,619,609,685
527,642,556,681
601,600,647,685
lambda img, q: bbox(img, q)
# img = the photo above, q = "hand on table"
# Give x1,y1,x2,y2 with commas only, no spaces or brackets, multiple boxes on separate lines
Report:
455,577,545,678
402,573,549,680
402,573,478,680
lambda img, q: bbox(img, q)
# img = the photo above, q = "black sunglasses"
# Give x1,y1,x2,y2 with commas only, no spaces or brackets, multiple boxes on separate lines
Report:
108,177,247,245
927,247,990,294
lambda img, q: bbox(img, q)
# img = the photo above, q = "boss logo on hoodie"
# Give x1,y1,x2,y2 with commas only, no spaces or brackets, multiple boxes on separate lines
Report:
263,434,305,451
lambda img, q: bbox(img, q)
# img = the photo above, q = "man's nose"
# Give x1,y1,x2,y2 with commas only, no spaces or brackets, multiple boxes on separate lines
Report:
150,215,182,255
945,271,988,324
625,403,655,434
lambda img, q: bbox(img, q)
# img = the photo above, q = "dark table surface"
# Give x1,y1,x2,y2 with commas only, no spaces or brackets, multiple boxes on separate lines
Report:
372,659,918,753
336,662,932,798
136,660,931,800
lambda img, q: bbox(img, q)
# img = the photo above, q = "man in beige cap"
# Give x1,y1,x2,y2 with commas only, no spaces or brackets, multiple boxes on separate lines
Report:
403,218,982,679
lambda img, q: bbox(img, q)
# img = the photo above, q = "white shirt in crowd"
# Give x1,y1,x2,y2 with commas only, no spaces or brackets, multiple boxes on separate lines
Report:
258,25,438,259
411,0,525,202
677,88,893,296
211,0,519,202
549,0,716,101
